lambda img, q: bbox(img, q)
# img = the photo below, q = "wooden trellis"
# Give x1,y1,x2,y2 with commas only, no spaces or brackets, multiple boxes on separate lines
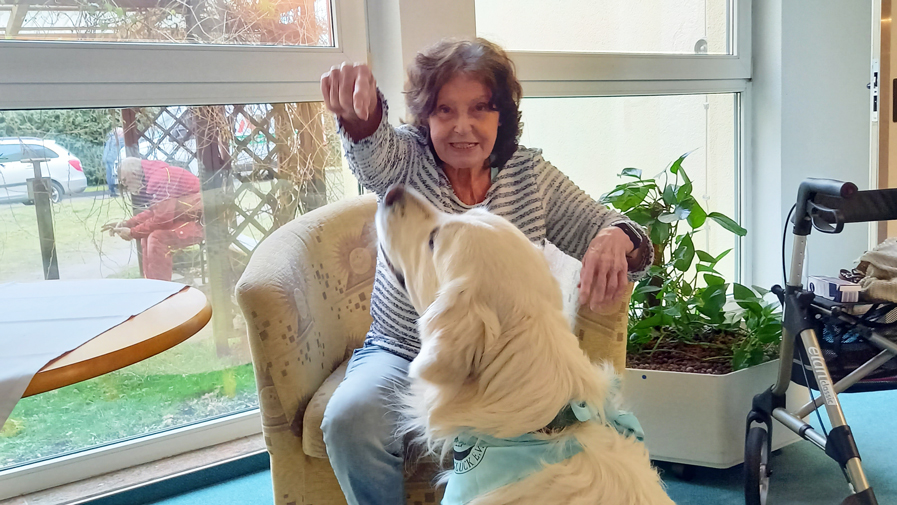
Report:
229,179,300,256
122,102,336,244
121,101,340,355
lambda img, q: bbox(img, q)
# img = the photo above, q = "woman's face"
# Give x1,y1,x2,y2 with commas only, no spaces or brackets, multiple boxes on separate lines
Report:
428,73,500,173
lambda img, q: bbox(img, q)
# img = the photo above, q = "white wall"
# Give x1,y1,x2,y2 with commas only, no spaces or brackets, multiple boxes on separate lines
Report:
751,0,873,289
366,0,476,122
365,0,406,118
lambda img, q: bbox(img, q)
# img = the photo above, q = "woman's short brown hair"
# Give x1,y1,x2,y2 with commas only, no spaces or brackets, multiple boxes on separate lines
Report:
405,37,523,170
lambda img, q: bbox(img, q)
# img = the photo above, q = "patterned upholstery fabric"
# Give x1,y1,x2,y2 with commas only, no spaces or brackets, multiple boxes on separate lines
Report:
544,243,632,373
236,194,631,505
302,361,346,459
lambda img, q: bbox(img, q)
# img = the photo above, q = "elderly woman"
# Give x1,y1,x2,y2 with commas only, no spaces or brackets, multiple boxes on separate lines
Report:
319,38,653,504
117,156,200,208
103,192,204,281
105,157,203,281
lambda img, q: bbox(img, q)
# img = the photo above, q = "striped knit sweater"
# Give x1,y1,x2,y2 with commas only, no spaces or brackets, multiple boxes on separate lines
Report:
339,98,652,361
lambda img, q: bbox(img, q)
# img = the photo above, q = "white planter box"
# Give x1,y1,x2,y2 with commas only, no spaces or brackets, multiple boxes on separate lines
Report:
622,359,809,469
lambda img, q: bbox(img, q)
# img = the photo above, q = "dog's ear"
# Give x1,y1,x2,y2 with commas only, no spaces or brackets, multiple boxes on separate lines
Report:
412,279,500,385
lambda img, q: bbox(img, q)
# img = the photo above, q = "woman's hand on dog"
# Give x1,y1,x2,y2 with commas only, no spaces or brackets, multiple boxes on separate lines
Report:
578,226,634,311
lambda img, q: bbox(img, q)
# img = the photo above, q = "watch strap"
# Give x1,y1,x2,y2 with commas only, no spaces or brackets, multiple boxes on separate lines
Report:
612,222,643,251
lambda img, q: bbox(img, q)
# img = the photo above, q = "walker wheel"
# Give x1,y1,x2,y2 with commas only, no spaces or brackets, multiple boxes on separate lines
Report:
745,426,770,505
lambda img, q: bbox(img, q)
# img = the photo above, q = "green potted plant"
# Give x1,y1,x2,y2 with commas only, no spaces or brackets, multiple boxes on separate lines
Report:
599,153,805,471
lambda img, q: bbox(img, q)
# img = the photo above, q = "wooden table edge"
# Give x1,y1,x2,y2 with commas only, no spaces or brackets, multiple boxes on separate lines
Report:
21,288,213,398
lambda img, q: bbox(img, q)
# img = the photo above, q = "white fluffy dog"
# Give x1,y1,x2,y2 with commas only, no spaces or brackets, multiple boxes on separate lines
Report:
376,184,675,505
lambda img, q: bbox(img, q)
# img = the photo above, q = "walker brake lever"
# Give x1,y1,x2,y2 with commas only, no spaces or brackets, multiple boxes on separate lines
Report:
806,201,845,234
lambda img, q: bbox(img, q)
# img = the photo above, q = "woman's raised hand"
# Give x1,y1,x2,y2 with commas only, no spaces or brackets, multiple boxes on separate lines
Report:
321,62,379,123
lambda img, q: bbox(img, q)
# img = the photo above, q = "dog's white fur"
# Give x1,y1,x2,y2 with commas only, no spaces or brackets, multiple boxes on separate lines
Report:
376,185,675,505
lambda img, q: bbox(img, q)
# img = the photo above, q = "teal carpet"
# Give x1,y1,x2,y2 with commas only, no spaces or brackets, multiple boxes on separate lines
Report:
660,388,896,505
144,470,272,505
143,390,896,505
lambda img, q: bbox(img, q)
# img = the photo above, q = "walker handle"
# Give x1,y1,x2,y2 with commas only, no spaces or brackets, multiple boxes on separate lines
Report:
793,178,858,235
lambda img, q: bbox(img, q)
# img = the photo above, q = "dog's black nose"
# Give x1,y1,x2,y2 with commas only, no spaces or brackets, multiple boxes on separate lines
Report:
384,184,405,207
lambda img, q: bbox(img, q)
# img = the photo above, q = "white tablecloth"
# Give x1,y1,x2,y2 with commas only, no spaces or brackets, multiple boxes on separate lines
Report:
0,279,184,430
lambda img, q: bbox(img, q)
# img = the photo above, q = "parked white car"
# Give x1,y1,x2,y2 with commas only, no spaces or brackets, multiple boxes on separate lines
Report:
0,138,88,204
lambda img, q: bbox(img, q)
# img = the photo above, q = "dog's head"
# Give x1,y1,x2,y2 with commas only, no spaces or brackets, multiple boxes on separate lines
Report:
376,184,563,386
375,184,444,312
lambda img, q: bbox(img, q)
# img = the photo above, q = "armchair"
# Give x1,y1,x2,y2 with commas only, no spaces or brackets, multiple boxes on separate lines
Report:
235,194,631,505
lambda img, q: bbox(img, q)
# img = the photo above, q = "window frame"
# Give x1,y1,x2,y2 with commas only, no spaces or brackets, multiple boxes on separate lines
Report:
0,411,263,498
508,0,752,90
0,0,367,110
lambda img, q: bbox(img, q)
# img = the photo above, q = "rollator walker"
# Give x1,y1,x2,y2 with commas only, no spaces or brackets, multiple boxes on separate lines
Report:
745,178,897,505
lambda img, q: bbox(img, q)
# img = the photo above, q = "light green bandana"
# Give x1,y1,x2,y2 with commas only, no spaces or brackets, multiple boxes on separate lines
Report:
442,400,644,505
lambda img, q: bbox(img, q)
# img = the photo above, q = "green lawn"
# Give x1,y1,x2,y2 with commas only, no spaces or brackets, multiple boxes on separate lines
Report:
0,334,258,470
0,192,135,281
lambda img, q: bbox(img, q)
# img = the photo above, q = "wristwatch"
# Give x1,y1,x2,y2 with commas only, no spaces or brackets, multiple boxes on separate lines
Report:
612,221,643,252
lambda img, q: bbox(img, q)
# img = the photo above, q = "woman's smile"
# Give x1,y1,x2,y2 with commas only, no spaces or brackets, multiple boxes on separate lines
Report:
428,73,500,173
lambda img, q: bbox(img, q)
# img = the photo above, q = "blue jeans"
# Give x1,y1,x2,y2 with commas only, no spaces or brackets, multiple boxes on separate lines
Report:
322,344,410,505
105,161,117,196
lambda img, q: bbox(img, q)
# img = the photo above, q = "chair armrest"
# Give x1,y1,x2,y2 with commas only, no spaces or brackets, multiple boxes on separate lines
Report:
574,287,631,372
543,242,630,371
236,194,378,434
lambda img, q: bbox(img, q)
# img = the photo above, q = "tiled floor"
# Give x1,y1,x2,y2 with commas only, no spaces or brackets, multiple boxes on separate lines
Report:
0,434,265,505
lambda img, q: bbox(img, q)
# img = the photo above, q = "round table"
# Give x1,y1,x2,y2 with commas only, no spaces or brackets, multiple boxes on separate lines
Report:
22,286,212,397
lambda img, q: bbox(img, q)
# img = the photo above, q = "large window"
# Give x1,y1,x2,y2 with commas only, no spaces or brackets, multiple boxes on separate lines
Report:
519,94,739,279
0,0,364,497
0,102,356,475
0,0,365,111
478,0,750,280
